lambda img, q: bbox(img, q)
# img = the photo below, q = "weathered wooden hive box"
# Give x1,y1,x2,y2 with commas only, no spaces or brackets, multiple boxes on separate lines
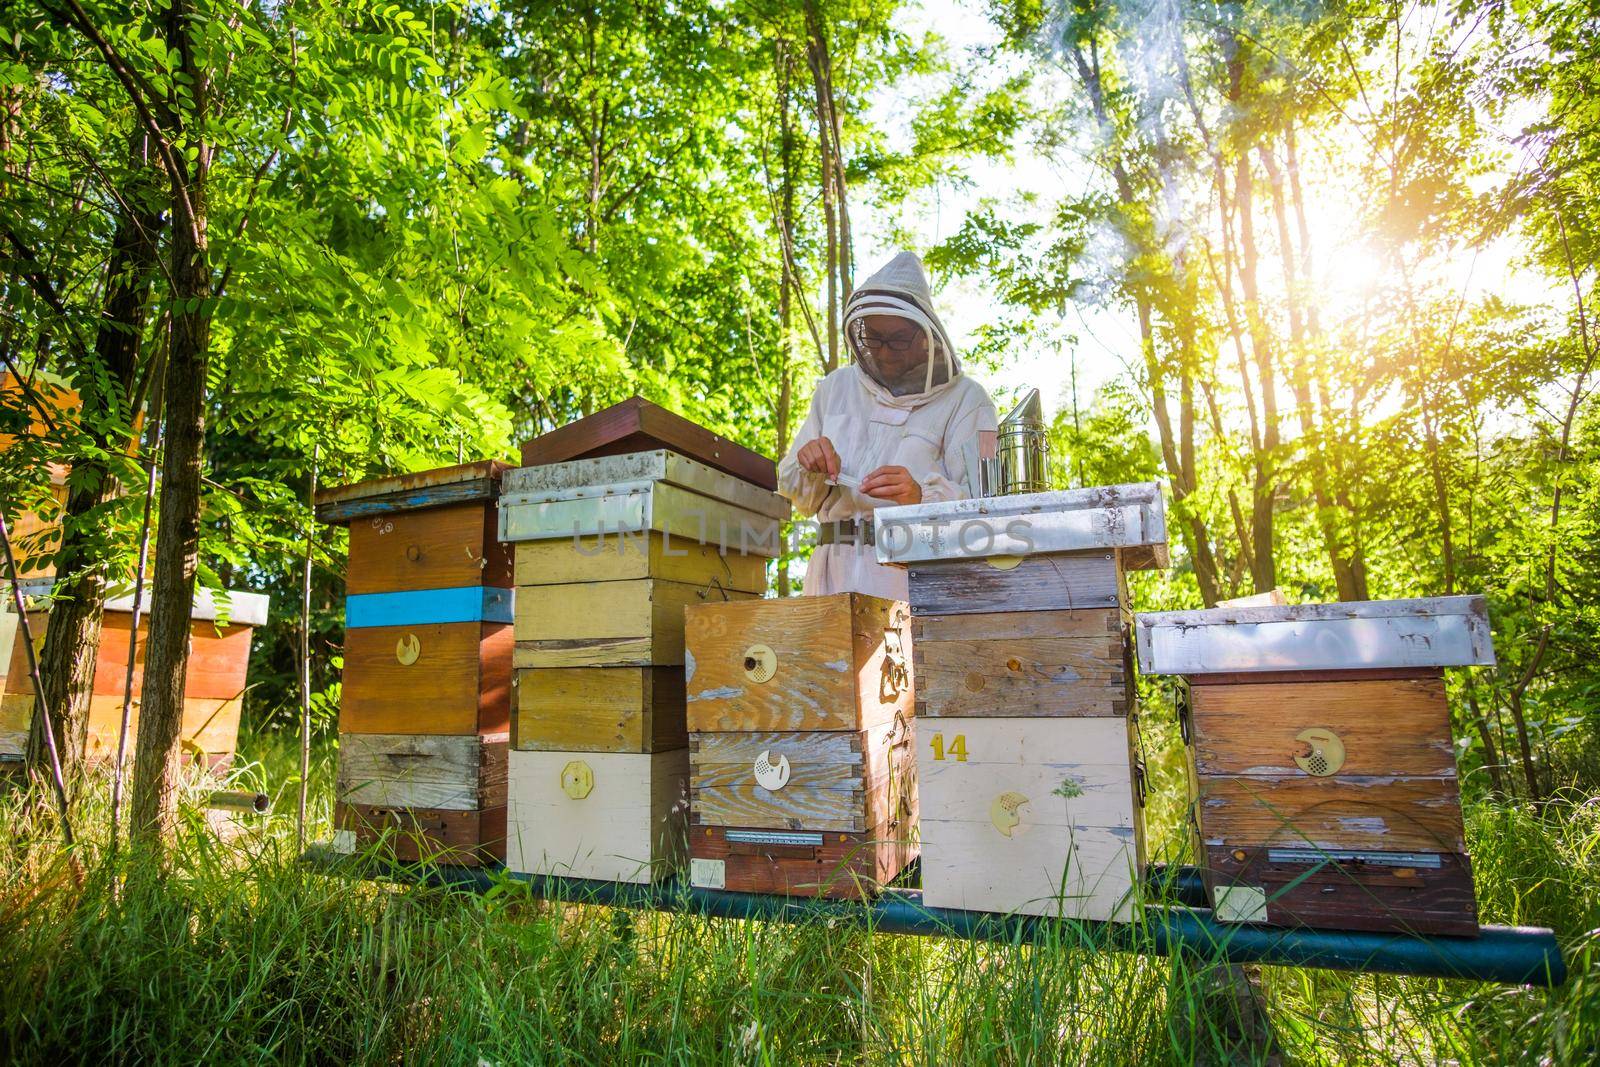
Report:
499,400,786,882
2,582,268,770
1136,596,1495,936
683,593,918,898
315,460,514,866
876,482,1168,920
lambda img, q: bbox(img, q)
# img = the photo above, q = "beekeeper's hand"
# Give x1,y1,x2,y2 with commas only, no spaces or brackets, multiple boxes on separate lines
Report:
797,436,841,478
861,465,922,505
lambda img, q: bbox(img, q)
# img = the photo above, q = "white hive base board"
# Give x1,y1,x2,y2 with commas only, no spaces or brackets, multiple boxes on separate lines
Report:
506,748,689,883
918,716,1144,921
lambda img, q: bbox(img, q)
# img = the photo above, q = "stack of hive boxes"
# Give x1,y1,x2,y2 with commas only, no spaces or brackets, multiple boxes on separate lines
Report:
684,593,918,898
315,461,513,866
1136,596,1494,935
498,400,786,882
1,583,269,770
875,482,1168,920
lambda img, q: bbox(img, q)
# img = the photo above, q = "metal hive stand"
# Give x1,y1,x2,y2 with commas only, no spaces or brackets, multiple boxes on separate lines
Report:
304,848,1565,987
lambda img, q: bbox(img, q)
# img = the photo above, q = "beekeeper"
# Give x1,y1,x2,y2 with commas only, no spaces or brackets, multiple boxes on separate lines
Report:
777,251,998,599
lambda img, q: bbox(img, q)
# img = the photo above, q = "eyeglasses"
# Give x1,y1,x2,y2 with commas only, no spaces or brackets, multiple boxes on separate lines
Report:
853,329,922,353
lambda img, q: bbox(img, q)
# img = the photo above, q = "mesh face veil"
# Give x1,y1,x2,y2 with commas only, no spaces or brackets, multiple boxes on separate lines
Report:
845,306,953,398
842,251,962,401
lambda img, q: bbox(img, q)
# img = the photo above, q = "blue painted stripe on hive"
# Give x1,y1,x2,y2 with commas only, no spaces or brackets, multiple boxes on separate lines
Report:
346,587,514,628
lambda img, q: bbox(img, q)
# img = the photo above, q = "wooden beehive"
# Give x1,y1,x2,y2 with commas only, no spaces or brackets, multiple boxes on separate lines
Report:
316,460,514,866
875,482,1168,921
684,593,917,898
917,716,1144,919
1137,596,1495,936
1,584,268,771
499,418,787,883
505,748,689,882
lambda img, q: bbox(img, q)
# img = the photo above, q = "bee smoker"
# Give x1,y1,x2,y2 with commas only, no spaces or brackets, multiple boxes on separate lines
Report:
979,388,1051,496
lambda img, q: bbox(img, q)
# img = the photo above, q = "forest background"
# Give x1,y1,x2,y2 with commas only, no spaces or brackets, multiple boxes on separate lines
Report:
1,0,1598,1061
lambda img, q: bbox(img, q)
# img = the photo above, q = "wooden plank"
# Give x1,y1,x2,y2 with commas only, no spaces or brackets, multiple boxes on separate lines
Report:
514,533,768,592
89,615,254,701
505,747,689,882
1204,844,1478,937
689,820,917,899
77,695,243,768
0,602,18,694
912,608,1120,644
919,818,1141,921
689,725,915,834
1,611,44,695
514,667,686,753
514,579,754,667
917,715,1143,921
907,552,1121,616
337,732,508,810
314,460,511,523
0,691,30,758
518,396,777,490
914,633,1128,718
1189,677,1456,778
1186,667,1442,686
684,594,912,733
346,501,512,594
347,587,514,628
1196,776,1467,853
339,622,510,736
336,802,506,865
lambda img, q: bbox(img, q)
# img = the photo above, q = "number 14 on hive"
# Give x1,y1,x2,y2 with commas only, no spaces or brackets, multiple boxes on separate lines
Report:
918,717,1146,921
929,732,967,762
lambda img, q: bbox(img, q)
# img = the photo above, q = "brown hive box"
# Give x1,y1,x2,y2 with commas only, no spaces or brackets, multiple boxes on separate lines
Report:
1138,597,1497,937
683,593,918,898
316,460,515,865
2,586,268,771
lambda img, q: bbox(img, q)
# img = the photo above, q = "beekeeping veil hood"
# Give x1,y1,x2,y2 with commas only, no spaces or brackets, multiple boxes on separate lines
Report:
844,251,961,402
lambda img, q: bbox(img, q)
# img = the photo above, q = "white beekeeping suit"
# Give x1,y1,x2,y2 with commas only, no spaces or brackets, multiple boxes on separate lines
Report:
777,251,998,599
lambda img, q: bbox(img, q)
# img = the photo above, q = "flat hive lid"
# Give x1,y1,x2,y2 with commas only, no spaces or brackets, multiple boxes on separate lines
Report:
1135,595,1496,675
314,460,512,524
9,581,270,627
873,481,1168,568
500,449,789,520
518,397,777,491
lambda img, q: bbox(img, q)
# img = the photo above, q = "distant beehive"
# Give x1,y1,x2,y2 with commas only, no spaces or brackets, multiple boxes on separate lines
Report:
315,460,514,866
684,593,918,898
0,371,75,580
498,401,786,883
2,583,269,771
1136,596,1494,936
876,482,1168,921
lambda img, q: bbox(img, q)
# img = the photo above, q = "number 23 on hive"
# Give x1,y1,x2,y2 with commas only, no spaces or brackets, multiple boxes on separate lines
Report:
929,733,967,762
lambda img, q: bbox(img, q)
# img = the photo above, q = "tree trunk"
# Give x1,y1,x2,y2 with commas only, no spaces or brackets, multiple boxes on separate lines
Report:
1069,35,1221,605
805,0,846,372
1219,30,1279,595
1259,136,1360,600
29,134,166,781
130,0,211,847
775,37,796,598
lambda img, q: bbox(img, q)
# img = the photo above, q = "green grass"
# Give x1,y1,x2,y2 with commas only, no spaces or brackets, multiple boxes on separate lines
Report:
1,729,1598,1065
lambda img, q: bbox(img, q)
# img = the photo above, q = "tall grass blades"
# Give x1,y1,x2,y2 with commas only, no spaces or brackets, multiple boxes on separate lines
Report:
1,735,1597,1065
